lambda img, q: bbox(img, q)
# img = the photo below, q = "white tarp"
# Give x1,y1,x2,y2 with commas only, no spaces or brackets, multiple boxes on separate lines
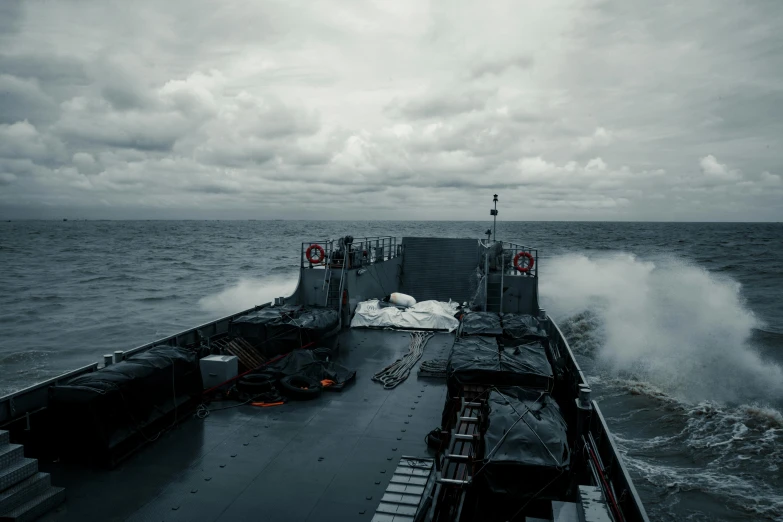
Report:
351,299,460,331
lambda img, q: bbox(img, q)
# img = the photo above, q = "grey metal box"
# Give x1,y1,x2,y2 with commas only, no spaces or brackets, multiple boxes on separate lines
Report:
199,355,238,389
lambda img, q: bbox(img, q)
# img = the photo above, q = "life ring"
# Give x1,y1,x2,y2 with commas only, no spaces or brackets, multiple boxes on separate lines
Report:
305,244,325,264
513,251,535,273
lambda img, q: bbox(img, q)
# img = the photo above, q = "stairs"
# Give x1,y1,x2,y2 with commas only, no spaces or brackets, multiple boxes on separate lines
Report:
324,262,346,311
0,430,64,522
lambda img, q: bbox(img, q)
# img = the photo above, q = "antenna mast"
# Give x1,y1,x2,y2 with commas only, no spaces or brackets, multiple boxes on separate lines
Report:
490,194,499,241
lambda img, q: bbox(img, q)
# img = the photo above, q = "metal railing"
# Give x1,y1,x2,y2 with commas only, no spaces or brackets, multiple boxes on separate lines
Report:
501,241,538,278
300,236,399,269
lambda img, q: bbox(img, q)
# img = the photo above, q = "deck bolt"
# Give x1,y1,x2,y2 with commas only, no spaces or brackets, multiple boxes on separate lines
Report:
397,437,402,440
205,477,212,481
243,443,249,446
375,481,381,485
191,489,198,494
172,505,180,511
392,448,397,451
220,464,226,468
366,495,372,500
359,510,366,514
380,470,386,473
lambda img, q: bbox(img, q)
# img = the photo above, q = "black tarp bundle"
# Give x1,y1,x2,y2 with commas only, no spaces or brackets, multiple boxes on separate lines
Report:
258,349,356,390
474,387,570,518
500,313,548,344
230,306,339,358
460,311,503,336
49,345,202,467
446,336,553,392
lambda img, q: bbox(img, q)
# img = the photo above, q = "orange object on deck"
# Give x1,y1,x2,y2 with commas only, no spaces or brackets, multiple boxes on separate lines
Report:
320,379,336,388
251,401,285,408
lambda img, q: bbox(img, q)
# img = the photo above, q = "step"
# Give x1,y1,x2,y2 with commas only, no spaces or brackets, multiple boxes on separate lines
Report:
0,446,24,471
0,486,64,522
0,459,37,493
0,432,7,447
0,473,50,514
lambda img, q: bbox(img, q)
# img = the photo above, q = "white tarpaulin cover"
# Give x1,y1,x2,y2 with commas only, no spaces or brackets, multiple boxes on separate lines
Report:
351,299,460,331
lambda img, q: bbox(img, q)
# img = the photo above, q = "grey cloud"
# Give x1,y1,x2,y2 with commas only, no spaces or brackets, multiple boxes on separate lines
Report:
0,0,781,221
0,1,22,40
469,55,533,78
391,89,494,120
0,54,88,89
0,74,59,124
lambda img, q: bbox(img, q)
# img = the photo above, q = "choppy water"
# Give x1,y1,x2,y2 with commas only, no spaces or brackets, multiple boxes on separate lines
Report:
1,220,782,521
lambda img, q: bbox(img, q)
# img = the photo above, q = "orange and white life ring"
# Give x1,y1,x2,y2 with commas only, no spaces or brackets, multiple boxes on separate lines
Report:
305,244,325,264
513,251,535,273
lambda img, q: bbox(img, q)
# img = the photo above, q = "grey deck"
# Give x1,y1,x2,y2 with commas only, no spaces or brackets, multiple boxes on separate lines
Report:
41,329,454,522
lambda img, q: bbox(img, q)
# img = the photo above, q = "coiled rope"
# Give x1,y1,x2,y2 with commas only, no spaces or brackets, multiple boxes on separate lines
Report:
372,331,434,389
418,358,448,378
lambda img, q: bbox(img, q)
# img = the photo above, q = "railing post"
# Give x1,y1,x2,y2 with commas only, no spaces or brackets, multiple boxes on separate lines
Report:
499,252,504,314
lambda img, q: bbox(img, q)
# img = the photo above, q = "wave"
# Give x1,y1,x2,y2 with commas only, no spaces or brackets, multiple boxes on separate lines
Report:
541,253,783,404
198,277,297,317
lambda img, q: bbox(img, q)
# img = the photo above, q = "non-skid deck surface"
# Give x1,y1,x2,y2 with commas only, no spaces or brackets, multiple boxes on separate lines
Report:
42,329,454,522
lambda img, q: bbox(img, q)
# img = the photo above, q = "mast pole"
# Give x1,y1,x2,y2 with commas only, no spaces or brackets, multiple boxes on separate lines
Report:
491,194,499,241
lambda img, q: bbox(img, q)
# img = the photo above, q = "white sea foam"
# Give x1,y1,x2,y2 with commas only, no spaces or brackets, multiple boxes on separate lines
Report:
198,277,297,316
540,253,783,403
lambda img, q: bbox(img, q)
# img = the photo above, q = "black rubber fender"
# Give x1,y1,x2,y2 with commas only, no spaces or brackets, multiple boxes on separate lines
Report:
237,372,276,394
278,375,322,400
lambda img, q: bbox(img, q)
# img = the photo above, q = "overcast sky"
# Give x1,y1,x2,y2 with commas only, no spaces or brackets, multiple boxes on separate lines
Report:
0,0,781,221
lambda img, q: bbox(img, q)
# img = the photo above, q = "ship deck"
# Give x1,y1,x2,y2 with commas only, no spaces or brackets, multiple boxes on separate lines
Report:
42,329,454,522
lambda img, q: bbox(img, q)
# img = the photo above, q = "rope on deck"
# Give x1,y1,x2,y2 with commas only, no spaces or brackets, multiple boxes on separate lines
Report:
372,331,434,389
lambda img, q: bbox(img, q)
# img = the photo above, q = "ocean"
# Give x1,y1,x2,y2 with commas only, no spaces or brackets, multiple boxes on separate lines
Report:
1,220,781,521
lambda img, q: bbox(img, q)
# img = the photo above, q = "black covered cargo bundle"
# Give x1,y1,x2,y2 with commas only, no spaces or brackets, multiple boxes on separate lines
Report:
259,349,356,390
460,311,502,336
49,345,201,467
500,313,548,344
446,336,553,392
475,387,570,519
229,306,339,358
228,305,301,349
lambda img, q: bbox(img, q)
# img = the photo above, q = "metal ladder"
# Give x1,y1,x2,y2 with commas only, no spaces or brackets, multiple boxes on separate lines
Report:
484,251,504,313
324,255,347,312
431,389,487,521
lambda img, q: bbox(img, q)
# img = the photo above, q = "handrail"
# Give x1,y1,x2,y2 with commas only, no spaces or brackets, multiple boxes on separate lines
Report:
300,236,398,269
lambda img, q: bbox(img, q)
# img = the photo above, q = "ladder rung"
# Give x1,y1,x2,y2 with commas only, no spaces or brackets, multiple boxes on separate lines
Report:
458,416,479,423
452,434,475,441
445,454,471,461
463,401,483,407
437,477,470,486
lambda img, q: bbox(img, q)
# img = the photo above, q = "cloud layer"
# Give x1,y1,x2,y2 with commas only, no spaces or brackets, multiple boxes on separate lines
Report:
1,0,781,220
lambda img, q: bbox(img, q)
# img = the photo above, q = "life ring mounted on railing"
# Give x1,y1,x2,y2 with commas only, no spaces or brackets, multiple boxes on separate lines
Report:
513,251,535,273
305,244,326,264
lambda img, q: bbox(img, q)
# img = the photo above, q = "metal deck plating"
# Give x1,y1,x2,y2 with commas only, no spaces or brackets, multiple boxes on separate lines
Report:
42,329,454,522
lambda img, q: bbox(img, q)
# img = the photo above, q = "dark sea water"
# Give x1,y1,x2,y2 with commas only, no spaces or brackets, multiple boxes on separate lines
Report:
1,220,782,521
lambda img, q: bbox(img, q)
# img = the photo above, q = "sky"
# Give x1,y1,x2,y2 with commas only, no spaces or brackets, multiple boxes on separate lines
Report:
0,0,781,221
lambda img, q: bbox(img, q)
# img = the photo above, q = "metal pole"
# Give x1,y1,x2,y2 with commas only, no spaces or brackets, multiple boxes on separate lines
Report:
492,194,498,241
